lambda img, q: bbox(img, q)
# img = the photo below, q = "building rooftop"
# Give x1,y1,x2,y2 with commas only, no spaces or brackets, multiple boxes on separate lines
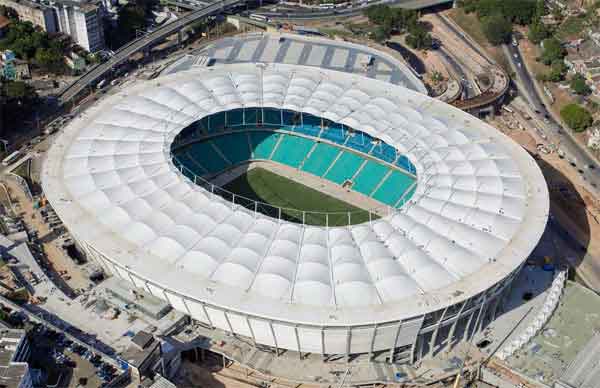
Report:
98,277,172,320
0,329,28,388
6,0,52,10
121,331,159,368
0,16,11,29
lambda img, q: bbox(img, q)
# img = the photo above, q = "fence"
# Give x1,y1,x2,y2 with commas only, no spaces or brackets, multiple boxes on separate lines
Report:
172,154,396,226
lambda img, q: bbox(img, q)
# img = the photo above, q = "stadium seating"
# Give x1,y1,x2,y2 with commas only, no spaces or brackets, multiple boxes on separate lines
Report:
186,142,230,174
346,133,374,154
320,126,347,145
290,124,322,137
249,131,281,160
352,161,390,196
212,133,252,165
173,125,417,209
396,155,416,175
271,135,316,168
324,151,364,184
301,143,341,177
372,170,416,207
370,142,398,164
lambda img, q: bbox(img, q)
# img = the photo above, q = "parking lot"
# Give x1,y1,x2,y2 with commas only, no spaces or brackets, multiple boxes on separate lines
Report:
28,323,118,387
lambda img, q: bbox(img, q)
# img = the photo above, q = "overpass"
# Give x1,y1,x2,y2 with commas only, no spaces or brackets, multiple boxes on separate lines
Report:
168,0,453,15
57,0,244,104
256,0,453,20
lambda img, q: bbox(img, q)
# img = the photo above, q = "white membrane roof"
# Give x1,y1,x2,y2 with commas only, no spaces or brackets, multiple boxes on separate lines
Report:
42,63,549,326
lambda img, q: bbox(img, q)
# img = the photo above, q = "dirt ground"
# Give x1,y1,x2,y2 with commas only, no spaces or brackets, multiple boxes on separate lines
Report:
0,179,92,293
490,112,600,288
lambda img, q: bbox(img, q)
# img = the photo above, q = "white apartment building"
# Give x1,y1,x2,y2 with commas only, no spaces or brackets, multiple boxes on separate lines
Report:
51,0,105,52
0,329,33,388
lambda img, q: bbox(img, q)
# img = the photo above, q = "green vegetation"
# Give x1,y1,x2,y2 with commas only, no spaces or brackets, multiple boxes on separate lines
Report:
538,60,567,82
0,20,68,74
363,5,432,48
556,16,587,39
106,0,158,49
481,14,512,45
405,23,433,50
560,103,593,132
570,74,592,96
460,0,538,24
223,167,372,226
528,22,551,44
539,37,566,65
0,81,38,138
458,0,542,45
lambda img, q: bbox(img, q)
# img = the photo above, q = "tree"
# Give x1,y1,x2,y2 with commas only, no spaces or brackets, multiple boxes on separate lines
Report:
482,14,512,45
3,81,35,100
534,0,546,20
0,5,18,19
502,0,537,25
114,5,145,44
364,5,417,34
528,22,550,44
372,26,389,43
540,37,565,65
406,23,433,50
547,60,567,82
35,47,65,74
560,103,593,132
570,74,592,95
0,81,38,138
460,0,537,24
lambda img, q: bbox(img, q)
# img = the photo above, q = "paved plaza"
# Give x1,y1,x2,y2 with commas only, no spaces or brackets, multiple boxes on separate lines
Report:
163,33,426,92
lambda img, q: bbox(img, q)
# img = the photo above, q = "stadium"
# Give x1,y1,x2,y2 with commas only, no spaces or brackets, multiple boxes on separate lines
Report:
42,62,548,365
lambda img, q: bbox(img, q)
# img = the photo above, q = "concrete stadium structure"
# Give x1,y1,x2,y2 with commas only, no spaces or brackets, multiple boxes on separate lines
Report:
42,62,548,365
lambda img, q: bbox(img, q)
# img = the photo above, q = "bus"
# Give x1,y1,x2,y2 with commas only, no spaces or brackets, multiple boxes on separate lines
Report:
2,151,21,166
249,14,268,22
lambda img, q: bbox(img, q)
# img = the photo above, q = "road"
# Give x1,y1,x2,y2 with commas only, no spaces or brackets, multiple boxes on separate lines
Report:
254,0,453,20
434,14,492,66
436,46,474,99
58,0,243,104
505,43,600,194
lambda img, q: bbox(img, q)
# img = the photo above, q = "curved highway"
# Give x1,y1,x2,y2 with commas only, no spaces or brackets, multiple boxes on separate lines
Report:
506,43,600,194
58,0,243,104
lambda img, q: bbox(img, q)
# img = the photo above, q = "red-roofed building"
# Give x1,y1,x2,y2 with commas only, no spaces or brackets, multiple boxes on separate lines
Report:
0,15,10,38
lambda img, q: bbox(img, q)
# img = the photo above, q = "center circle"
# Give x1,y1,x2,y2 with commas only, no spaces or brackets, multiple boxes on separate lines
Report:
170,107,417,226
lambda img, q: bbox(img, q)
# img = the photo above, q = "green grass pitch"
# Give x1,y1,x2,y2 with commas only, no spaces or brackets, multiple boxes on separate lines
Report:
223,167,374,226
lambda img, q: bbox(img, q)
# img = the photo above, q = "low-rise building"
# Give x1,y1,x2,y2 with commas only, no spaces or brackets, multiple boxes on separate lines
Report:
0,329,33,388
588,127,600,150
122,331,162,384
64,52,85,73
3,60,30,80
0,0,57,32
1,50,30,81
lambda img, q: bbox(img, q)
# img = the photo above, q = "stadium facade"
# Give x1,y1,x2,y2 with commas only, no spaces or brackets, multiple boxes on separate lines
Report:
42,63,548,364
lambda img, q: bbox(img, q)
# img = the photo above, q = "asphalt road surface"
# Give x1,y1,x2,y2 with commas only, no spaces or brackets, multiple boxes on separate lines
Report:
506,43,600,195
435,47,474,99
258,0,453,19
58,0,242,104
